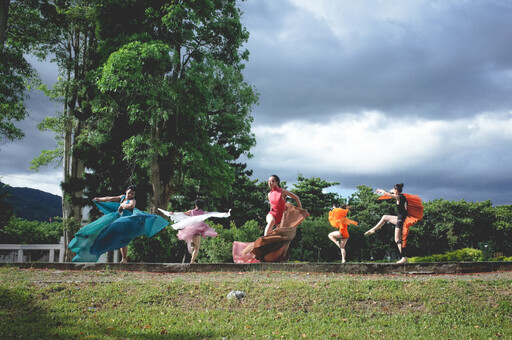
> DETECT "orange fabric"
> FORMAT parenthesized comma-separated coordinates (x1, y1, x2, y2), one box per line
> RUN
(328, 208, 358, 239)
(378, 195, 393, 200)
(403, 194, 423, 221)
(377, 193, 423, 225)
(401, 225, 410, 248)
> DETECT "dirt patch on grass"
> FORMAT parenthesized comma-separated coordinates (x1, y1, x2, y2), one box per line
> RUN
(2, 267, 512, 285)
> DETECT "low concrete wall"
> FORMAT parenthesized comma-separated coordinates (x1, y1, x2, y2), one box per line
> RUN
(2, 261, 512, 274)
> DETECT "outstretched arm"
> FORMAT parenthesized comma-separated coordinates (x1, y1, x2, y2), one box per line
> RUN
(376, 188, 399, 200)
(93, 195, 123, 202)
(283, 189, 302, 209)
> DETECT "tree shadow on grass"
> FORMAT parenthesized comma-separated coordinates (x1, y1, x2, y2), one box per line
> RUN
(0, 285, 60, 339)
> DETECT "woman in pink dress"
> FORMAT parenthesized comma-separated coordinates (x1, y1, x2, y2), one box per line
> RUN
(264, 174, 302, 235)
(233, 175, 308, 263)
(174, 199, 217, 263)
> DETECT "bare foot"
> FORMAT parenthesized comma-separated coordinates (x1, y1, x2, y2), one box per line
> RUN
(396, 257, 407, 264)
(120, 259, 127, 264)
(341, 259, 346, 264)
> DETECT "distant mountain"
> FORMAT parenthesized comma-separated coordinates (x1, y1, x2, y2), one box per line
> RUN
(1, 182, 62, 222)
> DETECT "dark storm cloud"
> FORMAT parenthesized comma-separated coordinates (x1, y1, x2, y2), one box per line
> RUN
(240, 0, 512, 123)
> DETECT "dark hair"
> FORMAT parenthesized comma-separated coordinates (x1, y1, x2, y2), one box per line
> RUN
(270, 174, 281, 187)
(127, 185, 136, 192)
(394, 183, 404, 193)
(195, 199, 205, 210)
(340, 204, 352, 210)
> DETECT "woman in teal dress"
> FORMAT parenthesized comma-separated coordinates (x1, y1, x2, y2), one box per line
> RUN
(68, 185, 169, 263)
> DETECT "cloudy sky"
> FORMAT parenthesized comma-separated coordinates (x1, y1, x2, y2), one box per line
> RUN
(2, 0, 512, 205)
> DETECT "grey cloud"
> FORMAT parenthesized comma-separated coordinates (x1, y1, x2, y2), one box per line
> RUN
(240, 0, 512, 123)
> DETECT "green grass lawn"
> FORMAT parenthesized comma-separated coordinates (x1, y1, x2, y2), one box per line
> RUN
(1, 267, 511, 339)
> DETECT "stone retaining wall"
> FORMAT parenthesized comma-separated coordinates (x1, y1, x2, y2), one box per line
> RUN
(2, 261, 512, 275)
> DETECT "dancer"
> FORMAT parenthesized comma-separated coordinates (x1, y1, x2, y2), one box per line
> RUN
(68, 185, 169, 263)
(233, 175, 309, 263)
(328, 205, 358, 263)
(239, 203, 309, 262)
(264, 175, 302, 236)
(364, 183, 423, 263)
(159, 199, 224, 263)
(92, 186, 136, 263)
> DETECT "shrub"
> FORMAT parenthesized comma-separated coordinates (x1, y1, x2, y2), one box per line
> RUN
(409, 248, 484, 263)
(0, 217, 62, 244)
(490, 256, 512, 262)
(198, 220, 262, 263)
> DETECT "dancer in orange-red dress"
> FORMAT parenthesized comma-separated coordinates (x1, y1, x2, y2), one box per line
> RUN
(328, 205, 358, 263)
(232, 175, 308, 263)
(264, 175, 302, 235)
(364, 183, 423, 263)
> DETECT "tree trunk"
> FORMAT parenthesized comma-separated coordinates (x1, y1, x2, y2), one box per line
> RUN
(0, 0, 8, 48)
(150, 126, 174, 213)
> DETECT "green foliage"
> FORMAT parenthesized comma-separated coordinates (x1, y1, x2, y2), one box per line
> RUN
(199, 220, 261, 263)
(409, 248, 484, 263)
(0, 217, 62, 244)
(93, 0, 258, 210)
(214, 164, 268, 227)
(490, 256, 512, 262)
(291, 174, 340, 217)
(128, 228, 186, 263)
(0, 184, 14, 230)
(290, 216, 335, 262)
(0, 0, 53, 143)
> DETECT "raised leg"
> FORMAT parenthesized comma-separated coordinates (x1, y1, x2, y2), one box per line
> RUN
(365, 215, 398, 235)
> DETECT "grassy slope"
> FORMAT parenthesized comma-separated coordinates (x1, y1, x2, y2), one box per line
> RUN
(1, 268, 511, 339)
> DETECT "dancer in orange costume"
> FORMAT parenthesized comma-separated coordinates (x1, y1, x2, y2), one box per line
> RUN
(364, 183, 423, 263)
(328, 205, 358, 263)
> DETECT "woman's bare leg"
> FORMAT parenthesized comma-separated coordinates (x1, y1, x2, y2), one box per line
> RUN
(328, 231, 342, 246)
(190, 234, 201, 263)
(120, 247, 128, 263)
(264, 214, 276, 236)
(365, 215, 398, 235)
(395, 227, 407, 263)
(339, 238, 348, 263)
(241, 243, 255, 256)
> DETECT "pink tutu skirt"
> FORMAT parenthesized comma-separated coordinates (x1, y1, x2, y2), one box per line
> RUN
(177, 222, 217, 253)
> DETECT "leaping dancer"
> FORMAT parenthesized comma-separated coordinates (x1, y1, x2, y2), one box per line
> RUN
(364, 183, 423, 264)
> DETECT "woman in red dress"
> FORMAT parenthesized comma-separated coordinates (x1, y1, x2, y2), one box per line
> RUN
(264, 175, 302, 235)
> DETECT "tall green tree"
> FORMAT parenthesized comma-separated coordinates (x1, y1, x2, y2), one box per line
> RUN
(95, 0, 258, 212)
(291, 174, 340, 217)
(30, 0, 100, 258)
(0, 182, 14, 232)
(0, 0, 54, 143)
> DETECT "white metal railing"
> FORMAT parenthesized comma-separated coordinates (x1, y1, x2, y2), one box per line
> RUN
(0, 237, 65, 263)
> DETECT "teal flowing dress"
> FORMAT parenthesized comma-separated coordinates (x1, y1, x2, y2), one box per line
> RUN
(68, 199, 169, 262)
